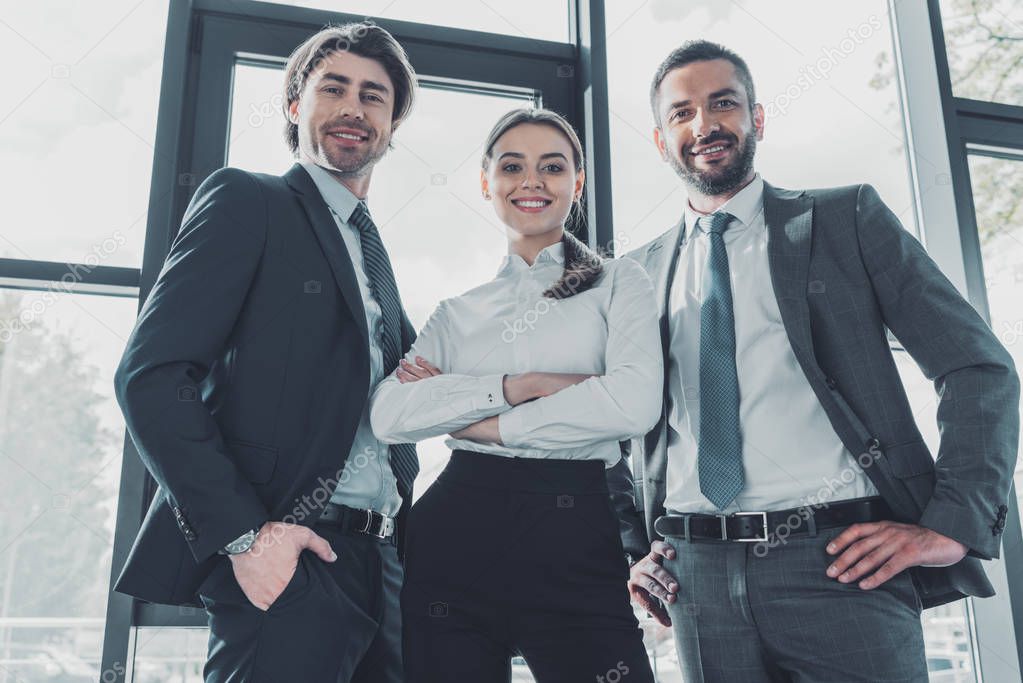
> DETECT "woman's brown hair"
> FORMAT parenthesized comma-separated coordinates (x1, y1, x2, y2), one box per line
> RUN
(481, 108, 603, 300)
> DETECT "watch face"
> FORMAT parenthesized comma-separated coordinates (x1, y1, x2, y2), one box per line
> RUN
(227, 530, 257, 554)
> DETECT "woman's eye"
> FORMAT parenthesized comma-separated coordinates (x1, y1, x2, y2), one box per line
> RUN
(502, 164, 521, 173)
(542, 164, 564, 173)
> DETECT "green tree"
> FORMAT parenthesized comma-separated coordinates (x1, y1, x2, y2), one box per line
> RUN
(0, 290, 118, 673)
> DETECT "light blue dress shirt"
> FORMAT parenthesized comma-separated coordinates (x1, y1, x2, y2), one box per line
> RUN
(300, 161, 401, 517)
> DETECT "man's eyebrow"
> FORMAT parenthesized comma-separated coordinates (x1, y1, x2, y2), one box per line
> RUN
(320, 72, 391, 94)
(666, 88, 742, 111)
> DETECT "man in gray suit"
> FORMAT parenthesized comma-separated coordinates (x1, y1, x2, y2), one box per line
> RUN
(614, 40, 1019, 681)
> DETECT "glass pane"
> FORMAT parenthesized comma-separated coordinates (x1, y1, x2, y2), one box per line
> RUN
(227, 62, 534, 498)
(284, 0, 569, 43)
(0, 1, 168, 267)
(132, 627, 207, 682)
(895, 351, 979, 681)
(939, 0, 1023, 106)
(605, 0, 915, 249)
(969, 152, 1023, 524)
(0, 289, 137, 681)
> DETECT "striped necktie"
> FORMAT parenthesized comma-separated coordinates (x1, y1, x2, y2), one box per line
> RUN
(697, 211, 744, 509)
(348, 201, 419, 496)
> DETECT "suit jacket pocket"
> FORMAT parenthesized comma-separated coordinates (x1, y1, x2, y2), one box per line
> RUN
(225, 438, 279, 484)
(884, 440, 936, 515)
(885, 440, 935, 477)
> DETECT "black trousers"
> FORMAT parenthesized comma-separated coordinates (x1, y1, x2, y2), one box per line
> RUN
(402, 450, 654, 683)
(198, 522, 403, 683)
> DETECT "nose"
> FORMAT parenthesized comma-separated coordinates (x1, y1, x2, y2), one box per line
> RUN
(338, 92, 364, 120)
(691, 107, 719, 140)
(521, 169, 543, 189)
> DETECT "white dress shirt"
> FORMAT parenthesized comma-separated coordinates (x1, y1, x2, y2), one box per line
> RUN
(370, 241, 663, 468)
(665, 174, 878, 513)
(300, 161, 401, 517)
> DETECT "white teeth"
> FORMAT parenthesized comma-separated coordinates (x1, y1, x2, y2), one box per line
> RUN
(332, 133, 364, 141)
(698, 145, 726, 155)
(514, 200, 549, 208)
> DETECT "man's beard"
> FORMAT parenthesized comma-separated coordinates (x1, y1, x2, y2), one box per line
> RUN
(318, 125, 389, 176)
(668, 130, 756, 196)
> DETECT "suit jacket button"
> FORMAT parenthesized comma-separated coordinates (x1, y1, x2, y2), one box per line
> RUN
(183, 529, 197, 541)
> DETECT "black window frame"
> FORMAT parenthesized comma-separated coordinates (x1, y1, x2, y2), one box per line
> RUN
(99, 0, 611, 679)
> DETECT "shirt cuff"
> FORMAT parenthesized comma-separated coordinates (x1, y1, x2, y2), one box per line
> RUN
(498, 404, 527, 447)
(477, 373, 508, 411)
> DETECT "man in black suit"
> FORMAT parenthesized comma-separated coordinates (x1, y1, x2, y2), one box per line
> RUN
(113, 23, 419, 682)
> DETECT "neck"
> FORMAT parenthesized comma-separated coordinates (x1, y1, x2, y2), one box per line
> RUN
(686, 171, 756, 215)
(508, 227, 564, 266)
(303, 153, 373, 199)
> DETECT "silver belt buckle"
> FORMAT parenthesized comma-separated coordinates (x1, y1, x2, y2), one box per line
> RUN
(732, 511, 769, 542)
(360, 510, 394, 539)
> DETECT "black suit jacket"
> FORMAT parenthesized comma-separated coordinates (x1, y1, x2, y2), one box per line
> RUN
(113, 164, 417, 607)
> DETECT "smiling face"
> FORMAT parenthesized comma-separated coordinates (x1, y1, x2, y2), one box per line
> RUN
(653, 58, 764, 197)
(481, 122, 584, 240)
(288, 50, 397, 180)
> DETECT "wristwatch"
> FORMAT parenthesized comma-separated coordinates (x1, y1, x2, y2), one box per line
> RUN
(625, 552, 638, 569)
(219, 527, 261, 556)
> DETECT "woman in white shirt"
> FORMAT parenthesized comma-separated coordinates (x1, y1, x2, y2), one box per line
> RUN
(369, 108, 661, 682)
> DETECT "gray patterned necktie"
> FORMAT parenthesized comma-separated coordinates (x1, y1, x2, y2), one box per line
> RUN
(348, 202, 419, 495)
(698, 211, 743, 509)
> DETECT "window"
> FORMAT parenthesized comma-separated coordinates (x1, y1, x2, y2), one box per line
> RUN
(939, 0, 1022, 106)
(0, 2, 167, 681)
(968, 151, 1023, 521)
(0, 291, 137, 682)
(285, 0, 571, 42)
(100, 3, 584, 678)
(604, 0, 914, 249)
(0, 1, 168, 267)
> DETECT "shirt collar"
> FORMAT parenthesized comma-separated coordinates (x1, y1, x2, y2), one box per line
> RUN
(299, 160, 364, 223)
(685, 173, 765, 236)
(496, 240, 566, 277)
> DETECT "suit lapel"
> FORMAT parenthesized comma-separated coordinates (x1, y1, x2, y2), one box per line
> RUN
(763, 182, 816, 365)
(651, 218, 687, 348)
(284, 163, 370, 351)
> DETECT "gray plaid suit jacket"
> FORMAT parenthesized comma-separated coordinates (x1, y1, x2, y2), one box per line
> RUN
(607, 181, 1019, 609)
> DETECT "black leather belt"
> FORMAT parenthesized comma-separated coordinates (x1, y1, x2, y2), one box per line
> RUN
(318, 503, 396, 541)
(654, 496, 893, 542)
